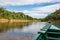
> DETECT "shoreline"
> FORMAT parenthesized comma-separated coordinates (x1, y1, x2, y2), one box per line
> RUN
(0, 19, 33, 22)
(51, 20, 60, 26)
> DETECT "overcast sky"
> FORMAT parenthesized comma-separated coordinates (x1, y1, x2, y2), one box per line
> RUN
(0, 0, 60, 18)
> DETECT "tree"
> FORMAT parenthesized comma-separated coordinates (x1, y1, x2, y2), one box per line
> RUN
(44, 9, 60, 21)
(0, 7, 33, 20)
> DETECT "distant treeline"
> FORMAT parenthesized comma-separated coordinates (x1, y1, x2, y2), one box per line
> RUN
(0, 7, 33, 20)
(41, 9, 60, 21)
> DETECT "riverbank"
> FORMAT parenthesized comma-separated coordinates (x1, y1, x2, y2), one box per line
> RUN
(0, 19, 33, 22)
(51, 20, 60, 26)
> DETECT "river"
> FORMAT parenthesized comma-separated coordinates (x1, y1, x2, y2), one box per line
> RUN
(0, 22, 47, 40)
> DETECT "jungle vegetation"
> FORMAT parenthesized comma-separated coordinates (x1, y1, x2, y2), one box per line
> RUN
(0, 7, 33, 20)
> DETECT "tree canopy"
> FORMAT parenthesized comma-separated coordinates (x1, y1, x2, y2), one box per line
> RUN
(0, 7, 33, 20)
(44, 9, 60, 21)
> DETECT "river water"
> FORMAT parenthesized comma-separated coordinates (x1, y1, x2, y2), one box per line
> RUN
(0, 22, 47, 40)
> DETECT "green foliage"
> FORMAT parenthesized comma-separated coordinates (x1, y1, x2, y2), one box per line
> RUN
(44, 9, 60, 21)
(0, 7, 33, 20)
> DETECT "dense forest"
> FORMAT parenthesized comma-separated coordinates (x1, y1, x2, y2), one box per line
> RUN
(44, 9, 60, 21)
(0, 7, 33, 20)
(43, 9, 60, 26)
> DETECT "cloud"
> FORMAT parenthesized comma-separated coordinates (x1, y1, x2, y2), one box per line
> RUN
(27, 13, 48, 18)
(22, 4, 60, 18)
(8, 4, 60, 18)
(52, 0, 60, 2)
(0, 0, 60, 6)
(18, 10, 48, 18)
(32, 4, 60, 12)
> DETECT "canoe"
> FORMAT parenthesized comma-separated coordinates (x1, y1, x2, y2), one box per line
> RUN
(32, 23, 60, 40)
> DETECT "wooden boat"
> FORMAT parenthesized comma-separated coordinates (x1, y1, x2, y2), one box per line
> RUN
(32, 23, 60, 40)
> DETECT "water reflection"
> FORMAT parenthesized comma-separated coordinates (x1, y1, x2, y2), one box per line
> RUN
(0, 22, 32, 32)
(0, 22, 46, 40)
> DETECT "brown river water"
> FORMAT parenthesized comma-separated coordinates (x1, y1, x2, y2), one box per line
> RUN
(0, 22, 46, 40)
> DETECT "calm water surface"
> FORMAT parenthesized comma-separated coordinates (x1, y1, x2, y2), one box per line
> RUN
(0, 22, 46, 40)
